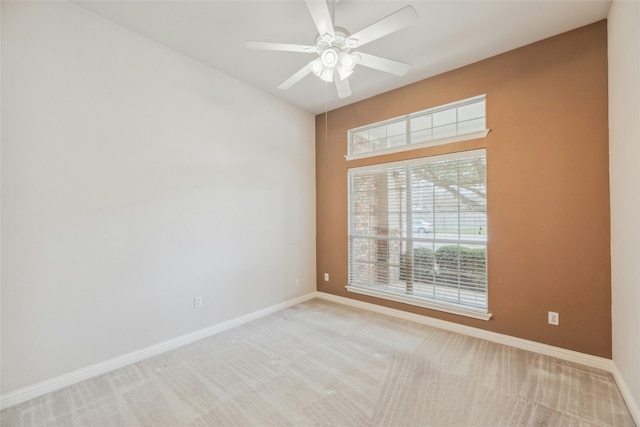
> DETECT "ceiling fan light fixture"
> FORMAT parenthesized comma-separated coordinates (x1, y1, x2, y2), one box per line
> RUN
(309, 58, 323, 76)
(309, 57, 335, 83)
(342, 51, 357, 67)
(337, 51, 356, 80)
(319, 67, 334, 83)
(321, 48, 339, 68)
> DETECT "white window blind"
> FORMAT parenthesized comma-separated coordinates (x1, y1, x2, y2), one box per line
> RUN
(347, 149, 488, 317)
(347, 95, 487, 160)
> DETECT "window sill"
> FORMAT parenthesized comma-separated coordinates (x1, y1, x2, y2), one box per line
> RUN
(345, 129, 490, 161)
(345, 285, 492, 321)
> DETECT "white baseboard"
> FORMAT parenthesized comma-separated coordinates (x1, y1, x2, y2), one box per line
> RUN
(315, 292, 613, 370)
(316, 292, 640, 425)
(610, 364, 640, 426)
(0, 292, 317, 410)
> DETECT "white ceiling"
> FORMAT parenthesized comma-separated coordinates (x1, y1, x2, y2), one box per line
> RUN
(75, 0, 611, 114)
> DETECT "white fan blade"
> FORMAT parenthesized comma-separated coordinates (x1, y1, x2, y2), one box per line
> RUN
(245, 41, 316, 53)
(278, 58, 319, 90)
(356, 52, 410, 76)
(335, 75, 352, 99)
(305, 0, 335, 39)
(348, 6, 418, 48)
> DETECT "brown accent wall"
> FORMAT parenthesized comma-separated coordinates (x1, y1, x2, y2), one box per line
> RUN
(315, 21, 611, 358)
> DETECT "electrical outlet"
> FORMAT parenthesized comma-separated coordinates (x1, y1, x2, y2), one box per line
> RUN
(324, 273, 329, 282)
(296, 279, 300, 287)
(194, 296, 202, 309)
(548, 311, 559, 325)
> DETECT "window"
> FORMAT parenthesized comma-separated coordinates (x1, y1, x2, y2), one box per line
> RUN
(347, 95, 488, 160)
(347, 149, 489, 319)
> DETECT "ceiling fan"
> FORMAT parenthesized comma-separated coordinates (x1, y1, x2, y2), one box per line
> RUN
(245, 0, 418, 99)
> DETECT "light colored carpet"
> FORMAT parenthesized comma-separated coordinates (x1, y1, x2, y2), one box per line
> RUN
(1, 299, 635, 426)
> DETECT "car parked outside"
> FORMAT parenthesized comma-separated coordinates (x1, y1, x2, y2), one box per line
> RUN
(412, 220, 433, 233)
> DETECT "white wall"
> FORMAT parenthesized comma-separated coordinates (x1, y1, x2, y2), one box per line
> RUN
(608, 0, 640, 420)
(1, 1, 315, 394)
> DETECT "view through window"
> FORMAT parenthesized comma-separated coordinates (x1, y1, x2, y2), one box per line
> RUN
(347, 150, 488, 315)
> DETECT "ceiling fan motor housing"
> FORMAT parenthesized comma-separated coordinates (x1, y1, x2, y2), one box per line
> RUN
(315, 27, 353, 52)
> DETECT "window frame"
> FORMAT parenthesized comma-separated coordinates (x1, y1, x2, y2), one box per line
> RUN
(346, 95, 489, 161)
(346, 149, 491, 321)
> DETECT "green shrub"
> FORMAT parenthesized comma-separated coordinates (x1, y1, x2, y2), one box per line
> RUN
(399, 247, 435, 283)
(434, 271, 486, 292)
(434, 245, 487, 291)
(401, 246, 486, 290)
(435, 245, 486, 273)
(434, 245, 460, 270)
